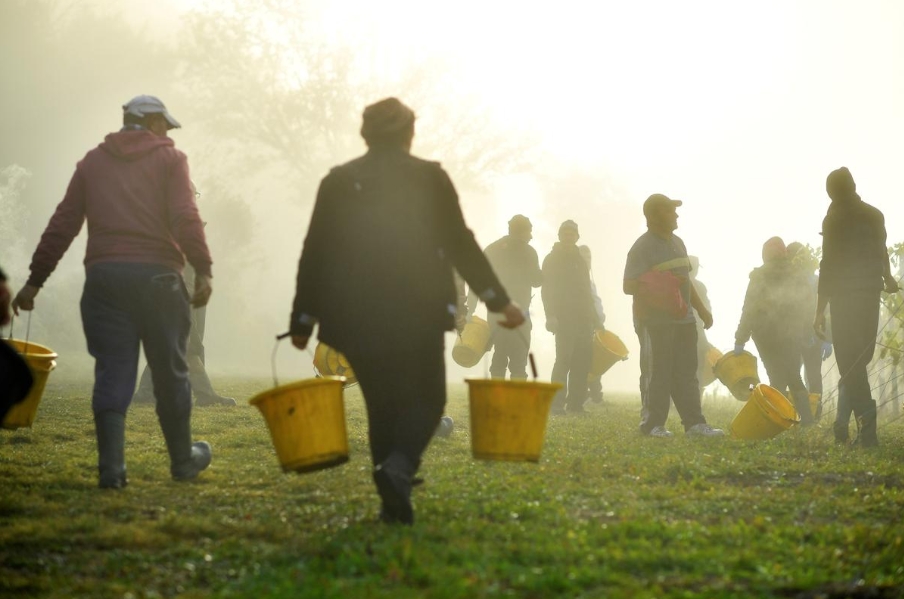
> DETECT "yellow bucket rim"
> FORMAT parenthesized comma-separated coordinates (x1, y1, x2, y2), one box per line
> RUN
(6, 338, 58, 360)
(713, 349, 755, 370)
(248, 376, 346, 407)
(753, 384, 801, 424)
(595, 331, 629, 358)
(465, 378, 563, 392)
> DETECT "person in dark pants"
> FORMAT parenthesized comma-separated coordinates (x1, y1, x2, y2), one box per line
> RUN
(623, 194, 724, 438)
(133, 262, 236, 407)
(12, 95, 213, 487)
(542, 220, 599, 414)
(814, 167, 899, 447)
(733, 237, 815, 425)
(467, 215, 542, 380)
(288, 97, 524, 525)
(787, 241, 832, 399)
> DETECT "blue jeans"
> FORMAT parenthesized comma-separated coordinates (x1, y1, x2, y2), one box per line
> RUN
(80, 263, 192, 419)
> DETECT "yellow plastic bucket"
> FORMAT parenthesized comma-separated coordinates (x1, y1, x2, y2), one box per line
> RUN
(249, 377, 349, 473)
(809, 393, 822, 419)
(312, 342, 357, 386)
(730, 384, 800, 440)
(2, 339, 57, 430)
(466, 379, 563, 462)
(452, 316, 491, 368)
(699, 345, 723, 388)
(713, 350, 760, 400)
(588, 330, 629, 378)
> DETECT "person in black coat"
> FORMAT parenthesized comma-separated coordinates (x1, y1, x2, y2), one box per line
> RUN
(288, 98, 524, 525)
(814, 167, 899, 447)
(542, 220, 600, 414)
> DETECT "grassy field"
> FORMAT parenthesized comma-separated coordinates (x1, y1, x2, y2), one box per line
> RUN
(2, 378, 903, 599)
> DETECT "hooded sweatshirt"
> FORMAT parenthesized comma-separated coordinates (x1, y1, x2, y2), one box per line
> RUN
(27, 130, 211, 287)
(818, 170, 888, 298)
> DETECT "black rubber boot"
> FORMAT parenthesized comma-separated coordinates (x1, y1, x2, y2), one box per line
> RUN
(856, 405, 879, 449)
(95, 411, 127, 489)
(373, 451, 415, 525)
(159, 415, 212, 481)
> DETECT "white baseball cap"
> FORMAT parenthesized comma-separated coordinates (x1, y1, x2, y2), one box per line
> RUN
(122, 95, 181, 129)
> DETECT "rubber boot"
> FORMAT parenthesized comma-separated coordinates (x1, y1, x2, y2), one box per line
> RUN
(373, 451, 415, 525)
(856, 403, 879, 449)
(833, 392, 853, 445)
(159, 415, 212, 481)
(95, 411, 127, 489)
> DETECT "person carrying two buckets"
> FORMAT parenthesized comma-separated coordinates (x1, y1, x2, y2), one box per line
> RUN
(287, 98, 524, 525)
(733, 237, 815, 426)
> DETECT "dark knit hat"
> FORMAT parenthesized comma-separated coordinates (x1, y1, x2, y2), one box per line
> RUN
(508, 214, 532, 231)
(559, 220, 579, 235)
(360, 97, 415, 144)
(826, 167, 857, 202)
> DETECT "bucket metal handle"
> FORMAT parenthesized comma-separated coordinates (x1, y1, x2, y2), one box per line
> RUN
(8, 311, 32, 356)
(273, 332, 315, 388)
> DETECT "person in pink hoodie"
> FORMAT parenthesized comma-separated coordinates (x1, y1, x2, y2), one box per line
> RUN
(12, 95, 214, 488)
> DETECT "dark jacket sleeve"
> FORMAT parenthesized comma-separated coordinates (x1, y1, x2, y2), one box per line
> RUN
(27, 167, 88, 288)
(434, 167, 509, 312)
(817, 213, 839, 298)
(289, 174, 337, 336)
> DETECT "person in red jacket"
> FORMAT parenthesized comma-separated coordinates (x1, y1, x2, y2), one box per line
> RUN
(12, 95, 214, 488)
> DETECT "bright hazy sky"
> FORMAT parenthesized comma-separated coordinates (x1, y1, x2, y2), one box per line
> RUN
(108, 0, 904, 386)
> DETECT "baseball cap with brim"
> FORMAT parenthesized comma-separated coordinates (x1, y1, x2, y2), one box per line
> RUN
(122, 95, 181, 129)
(643, 193, 682, 218)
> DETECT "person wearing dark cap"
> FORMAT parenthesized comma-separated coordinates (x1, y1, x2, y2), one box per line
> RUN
(542, 220, 600, 414)
(787, 241, 831, 404)
(623, 194, 724, 437)
(288, 97, 524, 525)
(814, 167, 899, 447)
(467, 215, 542, 379)
(734, 237, 815, 425)
(11, 95, 213, 487)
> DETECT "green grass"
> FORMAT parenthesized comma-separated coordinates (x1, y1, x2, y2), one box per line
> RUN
(2, 378, 904, 598)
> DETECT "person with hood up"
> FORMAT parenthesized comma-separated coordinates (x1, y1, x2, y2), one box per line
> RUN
(734, 237, 815, 425)
(288, 98, 524, 525)
(542, 220, 600, 414)
(11, 95, 213, 488)
(467, 215, 542, 380)
(814, 167, 899, 447)
(623, 194, 723, 438)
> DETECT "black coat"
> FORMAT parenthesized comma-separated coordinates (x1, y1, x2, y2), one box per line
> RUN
(541, 242, 597, 329)
(290, 147, 509, 353)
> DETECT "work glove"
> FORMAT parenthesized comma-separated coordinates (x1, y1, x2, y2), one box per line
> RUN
(821, 342, 833, 361)
(733, 343, 745, 356)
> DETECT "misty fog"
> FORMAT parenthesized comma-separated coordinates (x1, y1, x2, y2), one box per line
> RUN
(2, 0, 904, 393)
